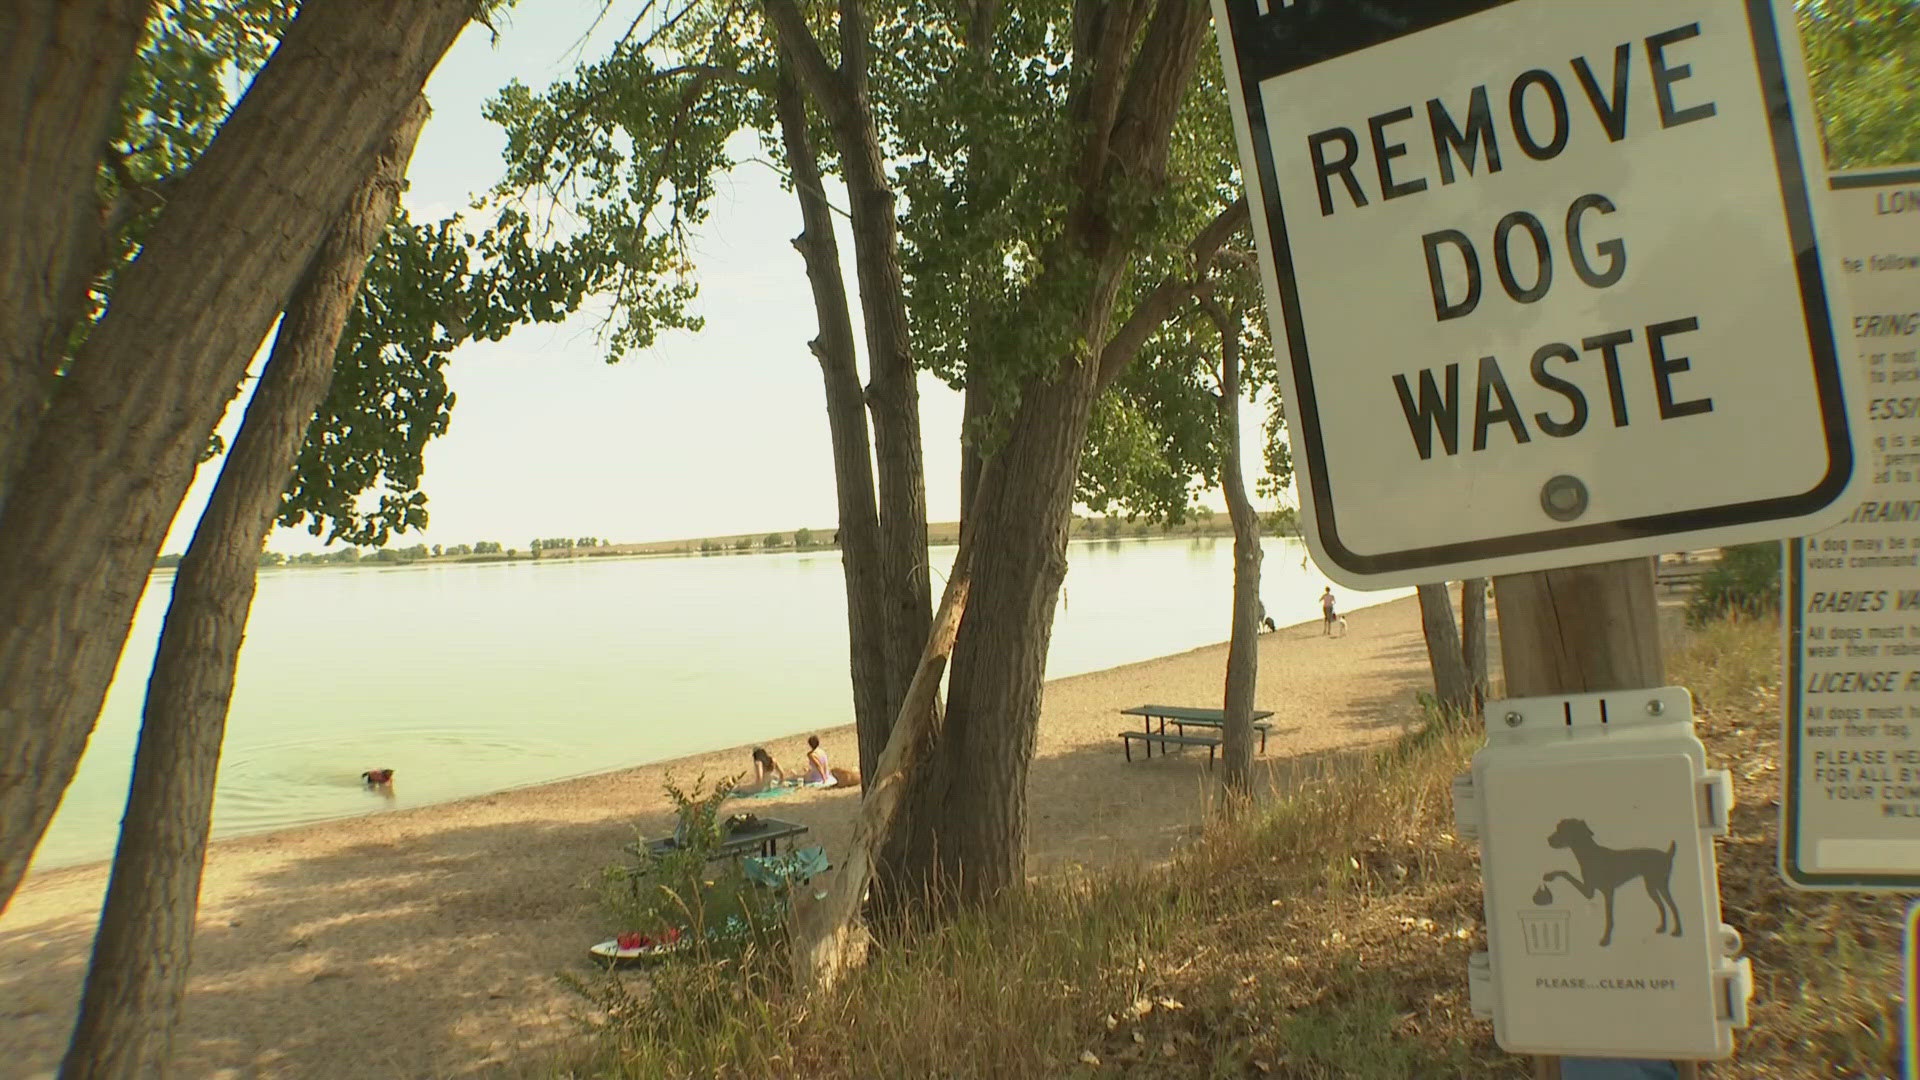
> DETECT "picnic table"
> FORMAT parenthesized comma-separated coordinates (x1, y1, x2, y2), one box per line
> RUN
(633, 817, 809, 862)
(1118, 704, 1278, 763)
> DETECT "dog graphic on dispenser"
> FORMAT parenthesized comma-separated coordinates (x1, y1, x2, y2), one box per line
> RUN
(1542, 818, 1681, 947)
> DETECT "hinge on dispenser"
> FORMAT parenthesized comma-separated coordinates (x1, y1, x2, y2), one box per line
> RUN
(1699, 770, 1734, 835)
(1713, 957, 1753, 1027)
(1468, 951, 1493, 1019)
(1451, 774, 1478, 840)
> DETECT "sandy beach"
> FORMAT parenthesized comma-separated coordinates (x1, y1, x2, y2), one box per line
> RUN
(0, 595, 1438, 1079)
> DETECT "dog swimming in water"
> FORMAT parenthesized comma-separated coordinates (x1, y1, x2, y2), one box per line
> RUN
(362, 768, 395, 787)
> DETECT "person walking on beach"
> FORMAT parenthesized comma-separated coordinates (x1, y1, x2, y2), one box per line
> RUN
(1320, 587, 1337, 636)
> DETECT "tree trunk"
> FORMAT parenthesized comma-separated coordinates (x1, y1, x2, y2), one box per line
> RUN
(771, 56, 892, 784)
(1202, 294, 1259, 796)
(760, 0, 939, 917)
(59, 98, 429, 1080)
(827, 0, 932, 737)
(1417, 582, 1473, 716)
(1460, 577, 1489, 717)
(762, 0, 931, 764)
(0, 0, 471, 913)
(899, 377, 1095, 905)
(789, 542, 970, 989)
(0, 0, 152, 513)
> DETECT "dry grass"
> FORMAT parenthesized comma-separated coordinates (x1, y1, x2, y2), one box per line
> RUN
(1672, 617, 1905, 1079)
(554, 616, 1906, 1079)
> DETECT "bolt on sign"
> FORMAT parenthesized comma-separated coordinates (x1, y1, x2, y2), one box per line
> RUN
(1208, 0, 1858, 587)
(1783, 165, 1920, 891)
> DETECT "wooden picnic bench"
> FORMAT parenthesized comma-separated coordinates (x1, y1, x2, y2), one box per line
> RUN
(1118, 704, 1279, 764)
(1655, 554, 1718, 593)
(1120, 704, 1277, 753)
(1119, 729, 1222, 763)
(627, 817, 809, 863)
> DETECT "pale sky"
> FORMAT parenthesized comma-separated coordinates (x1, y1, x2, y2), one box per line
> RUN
(160, 3, 1272, 557)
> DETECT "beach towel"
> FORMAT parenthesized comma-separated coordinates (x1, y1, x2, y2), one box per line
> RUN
(743, 844, 832, 889)
(731, 783, 799, 801)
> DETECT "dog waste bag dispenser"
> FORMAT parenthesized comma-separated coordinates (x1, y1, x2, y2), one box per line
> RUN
(1452, 686, 1751, 1059)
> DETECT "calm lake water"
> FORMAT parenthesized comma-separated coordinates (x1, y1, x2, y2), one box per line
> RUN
(34, 535, 1404, 871)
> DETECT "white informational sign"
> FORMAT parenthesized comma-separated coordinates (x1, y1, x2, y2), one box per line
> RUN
(1783, 165, 1920, 891)
(1455, 688, 1750, 1059)
(1209, 0, 1858, 587)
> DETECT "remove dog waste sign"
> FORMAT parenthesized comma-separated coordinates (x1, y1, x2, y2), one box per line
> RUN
(1785, 165, 1920, 891)
(1210, 0, 1856, 587)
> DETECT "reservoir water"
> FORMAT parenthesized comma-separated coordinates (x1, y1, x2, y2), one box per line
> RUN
(33, 535, 1403, 871)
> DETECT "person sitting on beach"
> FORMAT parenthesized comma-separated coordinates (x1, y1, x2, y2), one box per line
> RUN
(804, 735, 833, 785)
(735, 746, 786, 795)
(799, 734, 864, 788)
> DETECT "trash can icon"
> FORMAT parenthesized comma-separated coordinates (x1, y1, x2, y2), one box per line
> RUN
(1519, 910, 1570, 956)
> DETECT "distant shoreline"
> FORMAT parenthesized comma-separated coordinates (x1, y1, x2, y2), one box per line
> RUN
(152, 516, 1304, 575)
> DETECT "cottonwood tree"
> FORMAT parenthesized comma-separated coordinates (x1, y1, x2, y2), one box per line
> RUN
(0, 0, 485, 910)
(62, 96, 433, 1080)
(865, 0, 1226, 905)
(1077, 240, 1286, 797)
(62, 103, 615, 1077)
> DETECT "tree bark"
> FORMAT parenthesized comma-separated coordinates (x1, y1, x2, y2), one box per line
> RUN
(771, 55, 891, 785)
(0, 0, 153, 513)
(1417, 582, 1473, 716)
(1202, 295, 1259, 796)
(1460, 577, 1489, 717)
(0, 0, 472, 913)
(58, 97, 429, 1080)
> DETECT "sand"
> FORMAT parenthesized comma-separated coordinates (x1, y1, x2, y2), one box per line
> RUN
(0, 595, 1436, 1079)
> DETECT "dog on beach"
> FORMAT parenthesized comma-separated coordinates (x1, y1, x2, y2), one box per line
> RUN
(1328, 615, 1348, 637)
(1542, 818, 1681, 947)
(362, 768, 395, 787)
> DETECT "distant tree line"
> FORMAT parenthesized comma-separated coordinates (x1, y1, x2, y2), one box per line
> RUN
(154, 539, 518, 569)
(530, 536, 608, 554)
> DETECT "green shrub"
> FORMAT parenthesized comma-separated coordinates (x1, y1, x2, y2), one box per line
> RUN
(1686, 541, 1782, 625)
(596, 775, 787, 955)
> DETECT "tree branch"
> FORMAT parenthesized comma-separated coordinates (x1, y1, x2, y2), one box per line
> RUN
(839, 0, 869, 96)
(760, 0, 850, 125)
(1095, 195, 1249, 391)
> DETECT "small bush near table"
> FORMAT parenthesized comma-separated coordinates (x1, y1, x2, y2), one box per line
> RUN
(594, 773, 786, 960)
(1687, 541, 1781, 625)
